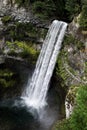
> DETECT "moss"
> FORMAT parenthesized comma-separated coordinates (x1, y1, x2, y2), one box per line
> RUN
(5, 41, 39, 64)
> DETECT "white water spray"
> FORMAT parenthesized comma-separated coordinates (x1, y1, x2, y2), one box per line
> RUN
(22, 20, 67, 109)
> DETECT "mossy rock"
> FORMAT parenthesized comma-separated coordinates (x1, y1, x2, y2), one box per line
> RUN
(8, 41, 39, 56)
(5, 41, 39, 65)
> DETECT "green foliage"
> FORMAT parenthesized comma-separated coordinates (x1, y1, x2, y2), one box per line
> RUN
(52, 0, 65, 18)
(55, 32, 87, 130)
(64, 35, 74, 45)
(0, 69, 14, 78)
(79, 5, 87, 30)
(8, 22, 37, 40)
(0, 69, 16, 88)
(32, 1, 55, 19)
(53, 85, 87, 130)
(56, 50, 68, 81)
(64, 34, 85, 50)
(5, 22, 47, 41)
(0, 78, 15, 88)
(65, 0, 81, 20)
(1, 15, 12, 24)
(70, 85, 87, 130)
(15, 0, 30, 8)
(65, 0, 87, 23)
(15, 41, 38, 58)
(81, 0, 87, 5)
(14, 0, 66, 19)
(8, 0, 87, 23)
(6, 41, 39, 61)
(15, 0, 22, 5)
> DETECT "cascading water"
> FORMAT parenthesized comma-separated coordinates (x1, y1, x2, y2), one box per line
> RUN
(22, 20, 67, 110)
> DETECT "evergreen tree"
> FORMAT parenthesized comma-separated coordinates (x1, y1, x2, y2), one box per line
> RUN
(65, 0, 81, 20)
(70, 85, 87, 130)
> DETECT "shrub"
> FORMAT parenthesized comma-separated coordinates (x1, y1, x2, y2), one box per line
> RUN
(70, 85, 87, 130)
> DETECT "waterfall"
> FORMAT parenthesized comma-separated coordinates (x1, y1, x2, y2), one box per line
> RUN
(22, 20, 67, 109)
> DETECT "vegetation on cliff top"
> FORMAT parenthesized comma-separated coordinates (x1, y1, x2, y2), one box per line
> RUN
(10, 0, 87, 30)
